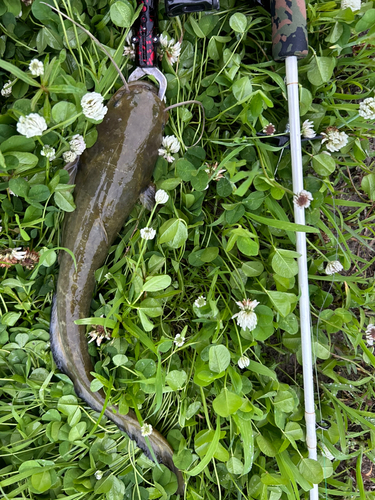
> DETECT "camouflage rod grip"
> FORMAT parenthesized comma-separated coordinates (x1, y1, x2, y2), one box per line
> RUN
(270, 0, 308, 61)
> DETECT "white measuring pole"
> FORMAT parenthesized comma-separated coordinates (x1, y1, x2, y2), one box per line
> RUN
(286, 56, 318, 500)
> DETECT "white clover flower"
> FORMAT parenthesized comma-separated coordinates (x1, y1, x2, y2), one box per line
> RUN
(158, 135, 180, 163)
(155, 189, 169, 204)
(238, 355, 250, 369)
(41, 145, 56, 161)
(140, 227, 156, 240)
(159, 34, 169, 48)
(94, 470, 103, 480)
(293, 190, 313, 209)
(17, 113, 47, 138)
(262, 123, 276, 135)
(63, 151, 77, 163)
(194, 295, 206, 308)
(321, 127, 349, 152)
(174, 334, 185, 347)
(321, 444, 335, 461)
(8, 188, 17, 197)
(365, 324, 375, 347)
(29, 59, 44, 77)
(1, 80, 12, 97)
(359, 97, 375, 121)
(232, 298, 259, 332)
(159, 34, 181, 65)
(123, 45, 136, 60)
(81, 92, 108, 121)
(141, 423, 153, 437)
(11, 247, 27, 260)
(301, 119, 316, 139)
(341, 0, 361, 10)
(325, 260, 343, 275)
(123, 30, 136, 60)
(69, 134, 86, 156)
(105, 273, 112, 280)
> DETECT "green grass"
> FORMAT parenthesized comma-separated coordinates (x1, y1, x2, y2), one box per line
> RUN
(1, 0, 375, 498)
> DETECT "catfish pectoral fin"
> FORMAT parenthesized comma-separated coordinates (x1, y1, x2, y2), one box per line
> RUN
(49, 295, 66, 372)
(139, 183, 156, 211)
(64, 156, 80, 184)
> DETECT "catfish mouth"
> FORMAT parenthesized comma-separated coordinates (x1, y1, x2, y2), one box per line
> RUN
(113, 80, 160, 104)
(111, 81, 167, 122)
(128, 80, 159, 95)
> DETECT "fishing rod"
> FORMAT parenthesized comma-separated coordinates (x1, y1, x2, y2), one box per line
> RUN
(132, 2, 318, 497)
(270, 1, 319, 499)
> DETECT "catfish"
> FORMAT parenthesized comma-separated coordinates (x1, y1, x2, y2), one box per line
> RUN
(50, 81, 184, 495)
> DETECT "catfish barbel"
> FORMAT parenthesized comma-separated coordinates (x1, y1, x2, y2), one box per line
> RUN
(50, 81, 184, 494)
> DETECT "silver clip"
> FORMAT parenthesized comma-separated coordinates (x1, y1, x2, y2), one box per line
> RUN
(128, 67, 167, 101)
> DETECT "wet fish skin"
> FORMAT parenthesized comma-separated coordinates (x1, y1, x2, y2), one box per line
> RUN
(50, 81, 184, 495)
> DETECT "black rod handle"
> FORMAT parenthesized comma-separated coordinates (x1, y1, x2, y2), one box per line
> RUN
(133, 0, 158, 68)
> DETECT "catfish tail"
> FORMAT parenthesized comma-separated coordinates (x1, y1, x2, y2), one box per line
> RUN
(50, 295, 184, 495)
